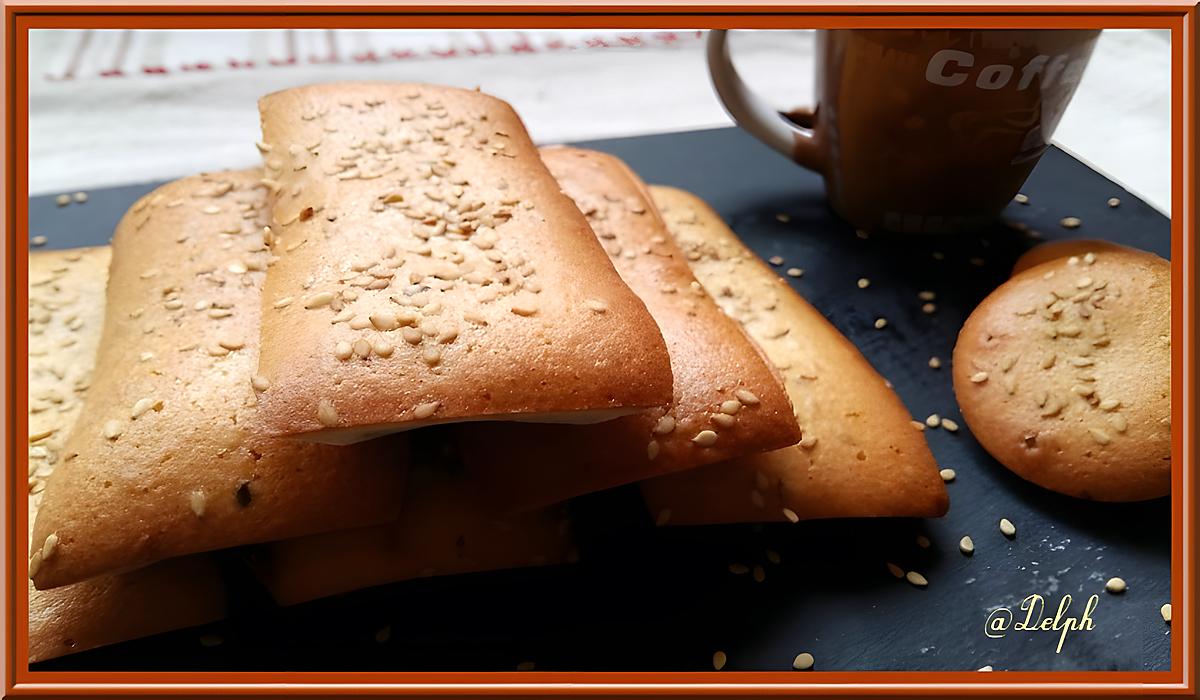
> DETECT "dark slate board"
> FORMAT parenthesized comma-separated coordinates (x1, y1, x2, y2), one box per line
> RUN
(28, 127, 1171, 673)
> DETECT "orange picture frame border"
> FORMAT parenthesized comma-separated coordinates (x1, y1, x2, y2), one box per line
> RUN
(3, 2, 1195, 696)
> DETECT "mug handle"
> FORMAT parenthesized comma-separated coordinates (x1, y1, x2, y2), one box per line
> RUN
(707, 30, 824, 174)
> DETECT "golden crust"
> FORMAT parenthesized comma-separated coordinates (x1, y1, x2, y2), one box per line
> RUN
(459, 148, 800, 513)
(249, 462, 574, 607)
(31, 172, 408, 590)
(27, 248, 226, 662)
(954, 241, 1170, 501)
(254, 83, 672, 442)
(640, 186, 949, 525)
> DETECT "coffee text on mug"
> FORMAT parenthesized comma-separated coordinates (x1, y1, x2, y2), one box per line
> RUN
(926, 49, 1088, 91)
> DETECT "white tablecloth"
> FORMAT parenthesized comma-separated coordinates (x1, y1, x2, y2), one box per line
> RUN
(27, 28, 1171, 214)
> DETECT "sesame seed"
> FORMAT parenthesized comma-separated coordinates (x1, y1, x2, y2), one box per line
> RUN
(1084, 252, 1097, 264)
(857, 277, 870, 289)
(189, 490, 206, 517)
(130, 397, 162, 419)
(1107, 197, 1121, 208)
(102, 419, 123, 440)
(712, 651, 727, 671)
(886, 562, 904, 578)
(912, 420, 926, 431)
(692, 430, 718, 447)
(782, 507, 800, 523)
(317, 399, 339, 427)
(29, 551, 43, 578)
(41, 533, 59, 560)
(652, 415, 676, 435)
(729, 563, 750, 575)
(584, 298, 608, 313)
(352, 339, 371, 358)
(928, 357, 942, 369)
(918, 290, 936, 301)
(1105, 577, 1127, 594)
(916, 535, 931, 548)
(273, 297, 293, 309)
(1088, 427, 1112, 445)
(1059, 216, 1082, 229)
(31, 235, 47, 247)
(978, 666, 993, 672)
(766, 549, 781, 564)
(1099, 399, 1121, 411)
(999, 518, 1016, 537)
(515, 662, 535, 672)
(768, 255, 784, 266)
(940, 468, 956, 482)
(874, 318, 888, 329)
(719, 400, 742, 415)
(925, 414, 941, 428)
(970, 371, 989, 383)
(303, 292, 336, 309)
(775, 213, 791, 223)
(752, 565, 766, 582)
(372, 340, 395, 358)
(792, 653, 814, 671)
(786, 267, 804, 278)
(510, 301, 538, 316)
(921, 302, 937, 314)
(55, 194, 70, 207)
(1161, 603, 1172, 623)
(413, 401, 440, 420)
(906, 571, 928, 587)
(1014, 193, 1029, 205)
(369, 312, 400, 331)
(750, 489, 765, 508)
(1076, 276, 1093, 289)
(218, 338, 244, 351)
(251, 375, 271, 392)
(333, 341, 353, 361)
(941, 418, 959, 432)
(1108, 414, 1128, 433)
(735, 389, 760, 405)
(655, 509, 671, 526)
(422, 345, 442, 366)
(712, 413, 736, 428)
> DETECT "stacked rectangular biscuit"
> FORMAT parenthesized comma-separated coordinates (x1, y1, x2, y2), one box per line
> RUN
(26, 83, 947, 662)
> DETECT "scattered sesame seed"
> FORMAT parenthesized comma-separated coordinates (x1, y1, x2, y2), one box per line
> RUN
(921, 303, 937, 314)
(317, 399, 339, 427)
(516, 661, 536, 672)
(918, 290, 936, 301)
(303, 292, 335, 309)
(775, 213, 791, 223)
(729, 563, 750, 575)
(1059, 216, 1082, 229)
(333, 341, 353, 361)
(970, 372, 989, 383)
(31, 235, 47, 247)
(712, 651, 727, 671)
(646, 440, 660, 460)
(369, 311, 400, 331)
(189, 490, 207, 517)
(584, 298, 608, 313)
(928, 357, 942, 369)
(712, 413, 736, 428)
(692, 430, 718, 447)
(999, 518, 1016, 537)
(1088, 427, 1112, 445)
(719, 400, 742, 415)
(857, 277, 870, 289)
(251, 375, 271, 392)
(752, 564, 766, 583)
(782, 507, 800, 523)
(374, 625, 392, 644)
(855, 229, 869, 239)
(372, 340, 395, 358)
(906, 571, 928, 587)
(886, 562, 904, 578)
(655, 509, 671, 526)
(1161, 603, 1171, 623)
(735, 389, 760, 405)
(199, 634, 224, 648)
(798, 434, 818, 449)
(786, 267, 804, 278)
(55, 194, 70, 207)
(959, 536, 975, 555)
(29, 551, 42, 578)
(768, 255, 784, 266)
(1014, 193, 1029, 205)
(413, 401, 440, 420)
(978, 665, 993, 672)
(510, 301, 538, 316)
(41, 533, 59, 560)
(102, 419, 123, 440)
(916, 535, 931, 549)
(911, 420, 926, 431)
(130, 397, 162, 419)
(1107, 197, 1121, 208)
(792, 653, 814, 671)
(766, 549, 781, 564)
(652, 415, 676, 435)
(939, 468, 956, 482)
(1105, 577, 1127, 594)
(874, 318, 888, 329)
(941, 418, 959, 432)
(925, 414, 941, 428)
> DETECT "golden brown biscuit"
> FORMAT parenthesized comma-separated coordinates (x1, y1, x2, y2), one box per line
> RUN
(954, 242, 1170, 501)
(640, 187, 948, 525)
(1011, 239, 1130, 276)
(249, 461, 574, 606)
(28, 248, 226, 662)
(31, 172, 408, 590)
(459, 149, 800, 513)
(254, 83, 673, 444)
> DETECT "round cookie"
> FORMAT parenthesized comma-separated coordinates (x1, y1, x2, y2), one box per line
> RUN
(953, 243, 1170, 501)
(1011, 239, 1130, 276)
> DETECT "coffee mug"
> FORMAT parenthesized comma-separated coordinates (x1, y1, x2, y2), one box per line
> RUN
(709, 29, 1100, 234)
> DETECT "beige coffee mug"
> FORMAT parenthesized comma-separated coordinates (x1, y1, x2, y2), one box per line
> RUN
(709, 29, 1100, 233)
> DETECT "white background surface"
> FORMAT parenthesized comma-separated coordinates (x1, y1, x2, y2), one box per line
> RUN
(27, 28, 1172, 213)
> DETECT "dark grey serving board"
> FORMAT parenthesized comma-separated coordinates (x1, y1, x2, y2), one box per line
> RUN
(28, 127, 1171, 673)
